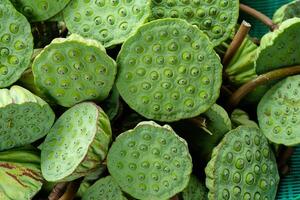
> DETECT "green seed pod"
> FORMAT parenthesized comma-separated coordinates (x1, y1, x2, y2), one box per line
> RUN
(231, 109, 258, 129)
(107, 121, 192, 200)
(101, 85, 121, 121)
(255, 17, 300, 75)
(10, 0, 71, 22)
(82, 176, 126, 200)
(0, 1, 33, 88)
(257, 75, 300, 146)
(32, 34, 117, 107)
(0, 85, 55, 151)
(41, 102, 112, 182)
(205, 126, 279, 200)
(116, 18, 222, 122)
(63, 0, 151, 48)
(150, 0, 239, 47)
(182, 175, 207, 200)
(0, 146, 43, 200)
(273, 0, 300, 24)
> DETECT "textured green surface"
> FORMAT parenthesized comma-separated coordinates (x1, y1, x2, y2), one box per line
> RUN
(205, 126, 279, 200)
(32, 34, 117, 107)
(0, 86, 55, 151)
(273, 0, 300, 24)
(107, 121, 192, 200)
(41, 102, 112, 182)
(63, 0, 151, 48)
(82, 176, 126, 200)
(116, 19, 222, 122)
(10, 0, 71, 21)
(150, 0, 239, 46)
(257, 75, 300, 146)
(231, 109, 258, 129)
(0, 147, 43, 200)
(255, 18, 300, 75)
(182, 175, 207, 200)
(0, 1, 33, 88)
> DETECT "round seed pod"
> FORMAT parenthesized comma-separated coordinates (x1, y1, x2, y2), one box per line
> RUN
(10, 0, 71, 22)
(32, 34, 117, 107)
(255, 17, 300, 75)
(205, 126, 279, 200)
(0, 147, 43, 200)
(182, 175, 207, 200)
(107, 121, 192, 200)
(0, 1, 33, 88)
(63, 0, 151, 48)
(41, 102, 112, 182)
(150, 0, 239, 47)
(82, 176, 126, 200)
(116, 18, 222, 122)
(0, 85, 55, 151)
(257, 75, 300, 146)
(273, 0, 300, 24)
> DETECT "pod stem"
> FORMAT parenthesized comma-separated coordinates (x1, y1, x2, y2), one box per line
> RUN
(58, 179, 82, 200)
(227, 65, 300, 110)
(222, 20, 251, 67)
(48, 182, 68, 200)
(239, 3, 279, 31)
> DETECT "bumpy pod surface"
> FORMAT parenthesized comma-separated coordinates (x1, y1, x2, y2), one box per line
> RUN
(41, 102, 112, 182)
(182, 175, 207, 200)
(150, 0, 239, 46)
(107, 121, 192, 200)
(205, 126, 279, 200)
(257, 75, 300, 146)
(0, 1, 33, 88)
(63, 0, 151, 48)
(273, 0, 300, 24)
(0, 86, 55, 151)
(0, 147, 43, 200)
(255, 18, 300, 75)
(116, 19, 222, 122)
(32, 34, 117, 107)
(82, 176, 126, 200)
(10, 0, 71, 22)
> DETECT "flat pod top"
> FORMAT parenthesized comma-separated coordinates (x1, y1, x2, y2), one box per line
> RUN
(82, 176, 126, 200)
(32, 34, 117, 107)
(63, 0, 151, 48)
(41, 102, 112, 182)
(150, 0, 239, 46)
(255, 17, 300, 74)
(10, 0, 71, 21)
(107, 121, 192, 200)
(205, 126, 279, 200)
(0, 1, 33, 88)
(257, 75, 300, 146)
(116, 18, 222, 122)
(273, 0, 300, 24)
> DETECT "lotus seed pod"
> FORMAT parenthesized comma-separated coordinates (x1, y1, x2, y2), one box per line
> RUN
(150, 0, 239, 47)
(255, 17, 300, 75)
(0, 85, 55, 151)
(63, 0, 151, 48)
(257, 75, 300, 146)
(41, 102, 112, 182)
(102, 85, 121, 121)
(0, 147, 43, 200)
(107, 121, 192, 200)
(0, 1, 33, 88)
(32, 34, 117, 107)
(205, 126, 279, 200)
(116, 18, 222, 122)
(231, 109, 258, 129)
(10, 0, 71, 22)
(82, 176, 126, 200)
(273, 0, 300, 24)
(182, 175, 207, 200)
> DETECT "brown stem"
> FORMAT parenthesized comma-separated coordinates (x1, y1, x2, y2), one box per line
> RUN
(240, 3, 278, 31)
(58, 179, 81, 200)
(222, 20, 251, 67)
(278, 147, 294, 175)
(48, 182, 68, 200)
(227, 65, 300, 110)
(170, 195, 180, 200)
